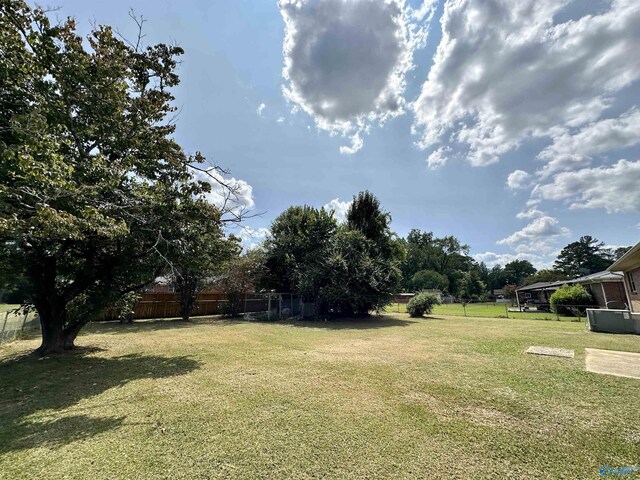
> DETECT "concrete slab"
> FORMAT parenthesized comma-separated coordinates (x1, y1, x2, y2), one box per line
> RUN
(526, 346, 575, 358)
(585, 348, 640, 380)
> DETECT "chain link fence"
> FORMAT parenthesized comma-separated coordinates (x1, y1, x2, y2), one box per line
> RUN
(0, 308, 40, 344)
(385, 301, 593, 322)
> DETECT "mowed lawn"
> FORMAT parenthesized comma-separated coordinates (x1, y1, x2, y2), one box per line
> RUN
(386, 302, 577, 322)
(1, 314, 639, 479)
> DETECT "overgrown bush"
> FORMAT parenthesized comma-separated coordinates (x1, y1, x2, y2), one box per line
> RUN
(406, 292, 440, 318)
(550, 284, 594, 316)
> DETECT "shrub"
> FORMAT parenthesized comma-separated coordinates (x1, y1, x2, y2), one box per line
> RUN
(550, 284, 594, 316)
(406, 291, 440, 318)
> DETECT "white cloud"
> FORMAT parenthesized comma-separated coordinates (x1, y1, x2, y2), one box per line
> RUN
(193, 168, 255, 217)
(426, 146, 450, 169)
(256, 103, 266, 117)
(532, 159, 640, 213)
(413, 0, 640, 166)
(473, 251, 543, 268)
(339, 131, 364, 155)
(536, 108, 640, 178)
(236, 227, 270, 251)
(506, 170, 531, 190)
(323, 197, 352, 223)
(497, 216, 570, 256)
(279, 0, 434, 153)
(276, 116, 285, 123)
(515, 209, 545, 220)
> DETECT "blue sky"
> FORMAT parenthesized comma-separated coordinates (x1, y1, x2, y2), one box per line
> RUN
(55, 0, 640, 268)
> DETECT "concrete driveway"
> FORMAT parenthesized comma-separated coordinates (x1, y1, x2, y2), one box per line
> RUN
(585, 348, 640, 379)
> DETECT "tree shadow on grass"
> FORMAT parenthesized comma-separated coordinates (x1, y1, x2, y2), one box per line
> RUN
(0, 351, 201, 453)
(84, 318, 201, 336)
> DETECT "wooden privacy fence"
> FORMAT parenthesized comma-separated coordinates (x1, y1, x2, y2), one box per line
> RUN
(106, 292, 270, 320)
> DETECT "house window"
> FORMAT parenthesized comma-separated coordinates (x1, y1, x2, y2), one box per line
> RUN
(627, 272, 638, 294)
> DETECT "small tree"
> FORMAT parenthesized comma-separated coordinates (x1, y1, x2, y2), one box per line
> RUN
(163, 199, 238, 321)
(406, 292, 440, 318)
(502, 284, 518, 303)
(218, 251, 265, 317)
(460, 271, 486, 301)
(550, 284, 595, 316)
(410, 269, 449, 292)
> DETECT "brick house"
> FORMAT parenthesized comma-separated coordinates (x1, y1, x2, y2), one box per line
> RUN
(608, 241, 640, 313)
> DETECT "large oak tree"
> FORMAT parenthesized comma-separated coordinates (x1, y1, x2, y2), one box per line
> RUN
(0, 2, 235, 353)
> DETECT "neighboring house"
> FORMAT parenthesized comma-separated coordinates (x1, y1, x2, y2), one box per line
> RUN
(516, 282, 554, 309)
(516, 271, 627, 311)
(394, 290, 444, 303)
(142, 276, 175, 293)
(608, 241, 640, 313)
(142, 276, 227, 295)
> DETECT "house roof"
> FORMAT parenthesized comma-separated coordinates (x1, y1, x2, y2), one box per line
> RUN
(517, 281, 557, 292)
(608, 240, 640, 271)
(568, 270, 623, 284)
(517, 271, 624, 292)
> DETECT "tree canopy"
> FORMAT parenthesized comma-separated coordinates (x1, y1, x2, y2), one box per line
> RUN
(262, 192, 403, 316)
(554, 236, 614, 278)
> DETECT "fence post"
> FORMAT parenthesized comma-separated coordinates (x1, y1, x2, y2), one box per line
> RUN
(21, 311, 29, 332)
(1, 311, 8, 342)
(505, 303, 509, 319)
(244, 294, 248, 316)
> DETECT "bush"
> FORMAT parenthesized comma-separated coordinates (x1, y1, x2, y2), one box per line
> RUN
(406, 291, 440, 318)
(550, 284, 594, 316)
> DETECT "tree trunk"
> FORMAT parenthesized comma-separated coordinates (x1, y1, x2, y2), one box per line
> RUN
(36, 315, 65, 355)
(177, 274, 198, 322)
(34, 298, 69, 355)
(62, 321, 85, 350)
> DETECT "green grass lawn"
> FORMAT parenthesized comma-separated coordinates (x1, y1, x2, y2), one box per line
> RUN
(386, 302, 578, 322)
(1, 313, 639, 479)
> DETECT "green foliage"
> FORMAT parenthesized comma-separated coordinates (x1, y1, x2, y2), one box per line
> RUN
(550, 284, 595, 316)
(410, 270, 448, 292)
(502, 260, 536, 285)
(327, 192, 402, 315)
(263, 205, 336, 297)
(406, 291, 440, 318)
(460, 270, 486, 300)
(502, 284, 518, 300)
(319, 227, 402, 316)
(554, 236, 614, 277)
(162, 198, 238, 321)
(263, 192, 402, 317)
(521, 269, 568, 286)
(218, 251, 266, 317)
(113, 292, 141, 323)
(400, 228, 471, 295)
